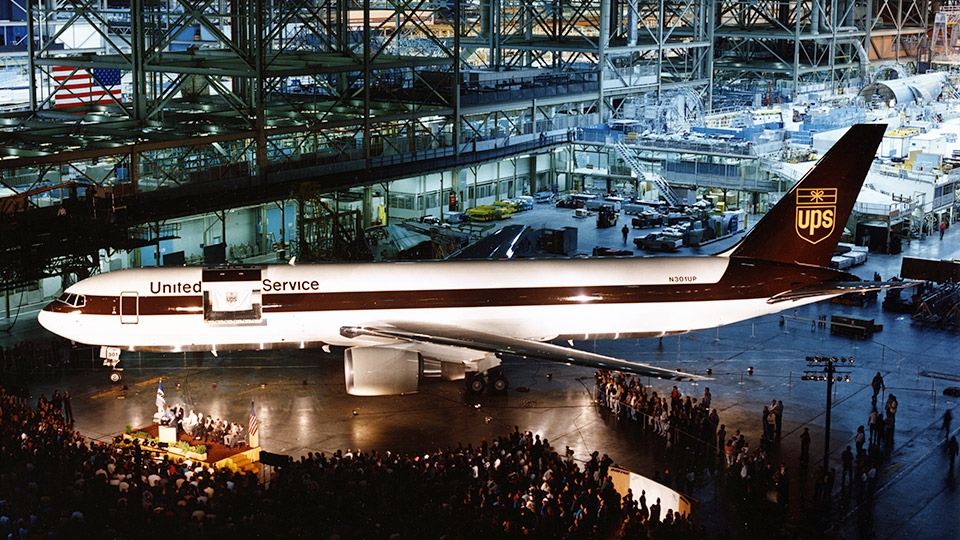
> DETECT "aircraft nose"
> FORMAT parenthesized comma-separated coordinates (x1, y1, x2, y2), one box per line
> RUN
(37, 307, 56, 332)
(38, 304, 69, 335)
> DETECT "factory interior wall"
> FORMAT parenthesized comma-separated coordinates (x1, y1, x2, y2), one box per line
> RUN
(386, 154, 557, 221)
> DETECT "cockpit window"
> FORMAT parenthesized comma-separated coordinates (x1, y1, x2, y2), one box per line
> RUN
(56, 293, 85, 307)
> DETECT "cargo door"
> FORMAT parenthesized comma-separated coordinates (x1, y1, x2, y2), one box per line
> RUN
(202, 267, 263, 323)
(120, 292, 139, 324)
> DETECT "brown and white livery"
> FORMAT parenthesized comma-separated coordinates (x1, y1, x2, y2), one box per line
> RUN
(40, 124, 902, 395)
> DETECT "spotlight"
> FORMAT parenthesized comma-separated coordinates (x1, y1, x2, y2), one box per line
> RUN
(706, 368, 712, 375)
(352, 410, 358, 416)
(747, 367, 754, 375)
(546, 373, 552, 380)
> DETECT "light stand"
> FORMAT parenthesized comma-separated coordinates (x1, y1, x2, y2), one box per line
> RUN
(802, 356, 855, 470)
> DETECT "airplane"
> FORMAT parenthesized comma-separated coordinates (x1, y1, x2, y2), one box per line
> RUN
(39, 123, 901, 395)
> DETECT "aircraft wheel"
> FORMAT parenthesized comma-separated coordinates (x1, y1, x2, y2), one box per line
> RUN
(467, 374, 487, 394)
(491, 374, 509, 393)
(109, 371, 123, 383)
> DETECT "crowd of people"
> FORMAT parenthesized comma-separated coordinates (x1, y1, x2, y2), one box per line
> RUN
(160, 404, 246, 448)
(0, 384, 704, 539)
(592, 367, 907, 532)
(595, 370, 722, 490)
(0, 338, 74, 386)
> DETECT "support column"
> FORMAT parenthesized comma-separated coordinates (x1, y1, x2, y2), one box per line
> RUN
(27, 0, 36, 112)
(599, 0, 610, 122)
(362, 185, 373, 227)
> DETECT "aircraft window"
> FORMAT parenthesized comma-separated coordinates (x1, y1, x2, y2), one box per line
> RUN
(67, 294, 77, 305)
(73, 295, 86, 307)
(57, 293, 70, 303)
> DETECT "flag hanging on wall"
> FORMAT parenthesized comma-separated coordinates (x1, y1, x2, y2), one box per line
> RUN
(53, 66, 123, 108)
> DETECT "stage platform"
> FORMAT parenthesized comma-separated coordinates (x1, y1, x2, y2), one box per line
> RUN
(127, 424, 261, 473)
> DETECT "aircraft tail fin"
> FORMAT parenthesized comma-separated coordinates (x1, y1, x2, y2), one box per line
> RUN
(727, 123, 886, 267)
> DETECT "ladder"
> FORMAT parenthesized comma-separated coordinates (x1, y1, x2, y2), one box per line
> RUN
(613, 142, 680, 205)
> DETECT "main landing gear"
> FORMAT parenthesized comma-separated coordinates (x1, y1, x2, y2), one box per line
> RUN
(466, 368, 509, 394)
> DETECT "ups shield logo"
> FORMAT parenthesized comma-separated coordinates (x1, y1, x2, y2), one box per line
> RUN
(795, 188, 837, 244)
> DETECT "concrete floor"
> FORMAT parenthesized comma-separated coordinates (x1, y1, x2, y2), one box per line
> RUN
(3, 205, 960, 539)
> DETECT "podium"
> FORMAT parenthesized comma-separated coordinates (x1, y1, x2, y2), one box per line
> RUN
(158, 425, 177, 444)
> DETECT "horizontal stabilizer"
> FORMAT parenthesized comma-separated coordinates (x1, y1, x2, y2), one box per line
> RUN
(341, 322, 709, 381)
(768, 280, 920, 304)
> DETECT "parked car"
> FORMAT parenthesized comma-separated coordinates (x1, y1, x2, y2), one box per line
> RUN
(592, 246, 633, 257)
(631, 213, 663, 229)
(634, 234, 682, 252)
(534, 191, 555, 203)
(556, 197, 584, 209)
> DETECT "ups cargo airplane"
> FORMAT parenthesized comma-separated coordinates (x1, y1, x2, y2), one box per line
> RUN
(40, 124, 898, 395)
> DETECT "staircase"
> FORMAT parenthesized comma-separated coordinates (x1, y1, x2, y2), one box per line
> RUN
(614, 142, 680, 205)
(222, 452, 261, 474)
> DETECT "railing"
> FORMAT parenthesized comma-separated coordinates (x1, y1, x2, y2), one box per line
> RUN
(874, 164, 942, 184)
(579, 128, 761, 158)
(853, 201, 915, 217)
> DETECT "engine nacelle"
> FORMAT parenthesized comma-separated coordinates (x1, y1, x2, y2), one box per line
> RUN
(344, 346, 423, 396)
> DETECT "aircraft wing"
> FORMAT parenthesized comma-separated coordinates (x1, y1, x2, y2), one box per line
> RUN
(768, 280, 920, 304)
(340, 321, 708, 381)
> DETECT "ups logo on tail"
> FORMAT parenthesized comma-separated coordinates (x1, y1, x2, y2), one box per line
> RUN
(795, 188, 837, 244)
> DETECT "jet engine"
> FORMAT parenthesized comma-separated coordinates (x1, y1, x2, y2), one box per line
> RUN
(344, 346, 424, 396)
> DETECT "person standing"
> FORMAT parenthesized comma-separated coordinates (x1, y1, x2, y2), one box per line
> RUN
(775, 464, 790, 507)
(949, 436, 959, 472)
(885, 394, 898, 427)
(800, 427, 811, 467)
(841, 446, 854, 488)
(51, 390, 63, 420)
(774, 400, 784, 440)
(717, 423, 726, 455)
(943, 409, 953, 441)
(871, 372, 885, 405)
(855, 425, 866, 453)
(762, 406, 771, 439)
(621, 224, 629, 245)
(868, 408, 879, 445)
(63, 390, 73, 424)
(941, 221, 947, 240)
(766, 407, 777, 442)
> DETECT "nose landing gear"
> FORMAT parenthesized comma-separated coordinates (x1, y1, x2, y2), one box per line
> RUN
(101, 346, 124, 383)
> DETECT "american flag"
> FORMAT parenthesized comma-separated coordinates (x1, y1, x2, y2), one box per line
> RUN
(52, 66, 123, 109)
(249, 401, 258, 436)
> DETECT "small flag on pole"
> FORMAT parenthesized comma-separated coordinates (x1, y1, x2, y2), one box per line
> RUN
(249, 401, 259, 447)
(155, 379, 166, 410)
